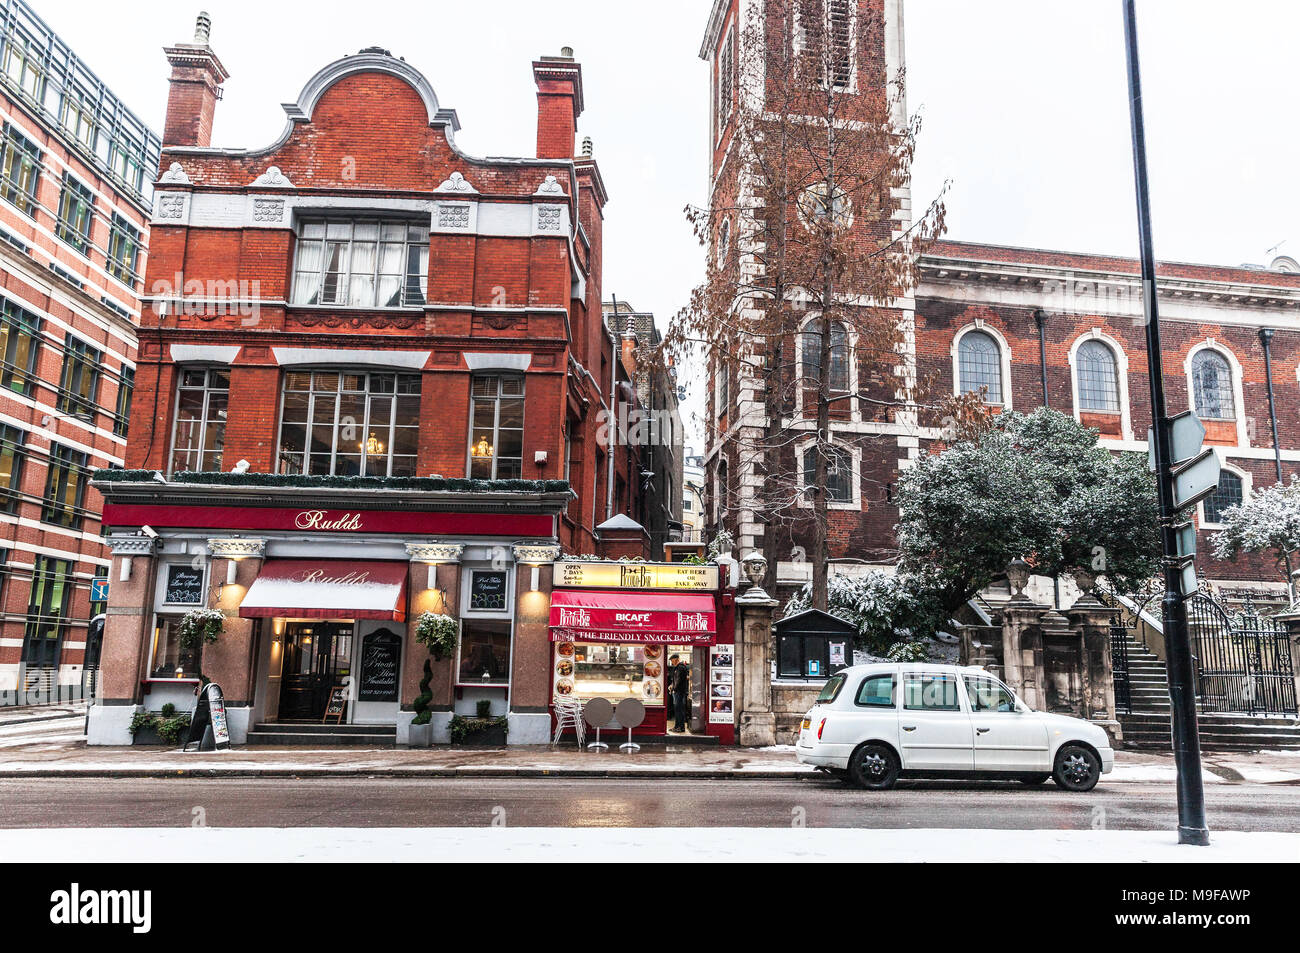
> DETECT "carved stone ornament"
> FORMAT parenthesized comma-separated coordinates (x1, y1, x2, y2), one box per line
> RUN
(437, 203, 471, 229)
(251, 166, 293, 188)
(537, 205, 563, 231)
(108, 535, 157, 556)
(405, 542, 465, 563)
(435, 171, 478, 194)
(534, 174, 565, 196)
(252, 198, 285, 223)
(207, 538, 268, 559)
(157, 194, 186, 220)
(512, 543, 561, 564)
(159, 162, 191, 184)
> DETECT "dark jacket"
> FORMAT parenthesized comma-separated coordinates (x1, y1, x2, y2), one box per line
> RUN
(670, 662, 689, 695)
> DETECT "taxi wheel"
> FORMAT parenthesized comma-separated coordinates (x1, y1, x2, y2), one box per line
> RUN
(848, 743, 900, 791)
(1052, 745, 1101, 792)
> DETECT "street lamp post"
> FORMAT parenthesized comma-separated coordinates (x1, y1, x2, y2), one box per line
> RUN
(1121, 0, 1210, 846)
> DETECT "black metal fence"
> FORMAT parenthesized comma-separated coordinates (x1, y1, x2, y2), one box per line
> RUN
(1187, 594, 1296, 716)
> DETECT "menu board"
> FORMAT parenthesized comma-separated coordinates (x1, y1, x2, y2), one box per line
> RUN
(468, 570, 508, 611)
(555, 561, 719, 591)
(357, 628, 401, 702)
(164, 564, 204, 605)
(709, 645, 735, 725)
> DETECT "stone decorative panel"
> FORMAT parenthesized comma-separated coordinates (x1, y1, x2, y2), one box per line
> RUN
(252, 198, 285, 223)
(157, 194, 186, 220)
(206, 538, 267, 559)
(437, 203, 471, 229)
(537, 205, 563, 232)
(406, 543, 465, 563)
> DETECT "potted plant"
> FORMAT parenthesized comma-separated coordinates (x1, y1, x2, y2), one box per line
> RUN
(408, 657, 435, 748)
(178, 607, 224, 649)
(448, 712, 508, 747)
(128, 703, 192, 747)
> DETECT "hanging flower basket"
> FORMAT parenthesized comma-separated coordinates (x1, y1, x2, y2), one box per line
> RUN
(415, 612, 458, 660)
(178, 608, 225, 649)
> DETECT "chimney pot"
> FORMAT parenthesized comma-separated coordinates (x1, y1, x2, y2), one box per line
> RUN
(581, 136, 593, 157)
(561, 46, 574, 58)
(194, 11, 212, 45)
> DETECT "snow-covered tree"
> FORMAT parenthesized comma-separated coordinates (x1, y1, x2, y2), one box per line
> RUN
(783, 569, 946, 656)
(895, 408, 1162, 616)
(1212, 475, 1300, 588)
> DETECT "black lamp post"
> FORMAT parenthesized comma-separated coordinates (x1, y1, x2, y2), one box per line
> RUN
(1122, 0, 1210, 846)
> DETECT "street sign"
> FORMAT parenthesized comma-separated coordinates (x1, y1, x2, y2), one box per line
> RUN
(1174, 521, 1197, 560)
(1147, 411, 1209, 473)
(1177, 561, 1199, 597)
(90, 578, 109, 602)
(1171, 447, 1222, 510)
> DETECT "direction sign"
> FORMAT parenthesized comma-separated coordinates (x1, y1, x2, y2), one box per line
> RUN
(1173, 521, 1197, 560)
(1171, 447, 1222, 510)
(90, 578, 109, 602)
(1148, 411, 1210, 473)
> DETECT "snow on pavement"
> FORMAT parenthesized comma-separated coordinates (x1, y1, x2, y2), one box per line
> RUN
(0, 827, 1295, 862)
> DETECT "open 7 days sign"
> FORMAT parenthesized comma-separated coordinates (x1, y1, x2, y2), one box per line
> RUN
(554, 561, 720, 591)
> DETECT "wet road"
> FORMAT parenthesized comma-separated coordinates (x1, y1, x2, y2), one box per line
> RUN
(0, 776, 1297, 831)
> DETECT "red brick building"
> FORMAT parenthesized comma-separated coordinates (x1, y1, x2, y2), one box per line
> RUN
(89, 21, 680, 744)
(702, 0, 1300, 607)
(0, 0, 157, 703)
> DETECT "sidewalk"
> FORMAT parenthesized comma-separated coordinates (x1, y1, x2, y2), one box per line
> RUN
(0, 715, 1297, 783)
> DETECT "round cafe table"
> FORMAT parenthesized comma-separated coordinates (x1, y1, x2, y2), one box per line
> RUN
(583, 697, 614, 751)
(614, 697, 645, 753)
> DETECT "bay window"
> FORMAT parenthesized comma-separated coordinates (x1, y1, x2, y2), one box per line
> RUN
(291, 218, 428, 308)
(171, 367, 228, 473)
(278, 370, 420, 477)
(468, 374, 524, 480)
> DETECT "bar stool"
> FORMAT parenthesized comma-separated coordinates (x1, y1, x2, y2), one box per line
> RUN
(583, 697, 614, 751)
(614, 697, 645, 753)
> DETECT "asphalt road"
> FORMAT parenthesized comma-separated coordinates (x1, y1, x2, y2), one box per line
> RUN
(0, 776, 1297, 831)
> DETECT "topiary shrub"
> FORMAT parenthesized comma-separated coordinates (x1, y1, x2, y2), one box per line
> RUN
(412, 658, 434, 726)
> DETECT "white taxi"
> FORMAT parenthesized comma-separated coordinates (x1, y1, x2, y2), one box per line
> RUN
(796, 663, 1115, 791)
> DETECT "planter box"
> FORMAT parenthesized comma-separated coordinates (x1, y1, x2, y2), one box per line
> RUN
(451, 725, 508, 747)
(408, 722, 434, 748)
(131, 726, 168, 746)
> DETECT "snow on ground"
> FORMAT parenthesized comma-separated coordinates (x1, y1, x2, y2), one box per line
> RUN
(1108, 765, 1225, 784)
(0, 827, 1293, 863)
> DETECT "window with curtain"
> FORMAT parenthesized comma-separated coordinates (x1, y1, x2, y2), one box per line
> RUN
(1076, 340, 1120, 412)
(292, 219, 428, 308)
(278, 370, 421, 477)
(803, 443, 854, 503)
(468, 375, 524, 480)
(171, 367, 228, 473)
(0, 123, 41, 216)
(958, 330, 1004, 404)
(0, 297, 41, 395)
(1203, 471, 1244, 524)
(57, 334, 102, 418)
(801, 320, 850, 394)
(42, 443, 87, 528)
(1191, 350, 1235, 420)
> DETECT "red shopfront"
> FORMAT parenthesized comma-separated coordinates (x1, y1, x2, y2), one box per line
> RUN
(548, 562, 736, 744)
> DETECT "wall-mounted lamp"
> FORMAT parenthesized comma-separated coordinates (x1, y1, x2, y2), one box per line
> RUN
(511, 543, 561, 593)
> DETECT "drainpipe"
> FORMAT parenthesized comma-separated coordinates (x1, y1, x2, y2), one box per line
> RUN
(1259, 327, 1294, 595)
(1035, 308, 1061, 608)
(1034, 308, 1050, 408)
(606, 296, 621, 524)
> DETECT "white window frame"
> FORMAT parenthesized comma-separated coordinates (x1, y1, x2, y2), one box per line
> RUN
(290, 217, 429, 310)
(796, 437, 861, 511)
(1184, 340, 1248, 447)
(466, 374, 525, 480)
(459, 565, 514, 619)
(1067, 329, 1132, 440)
(951, 320, 1013, 410)
(169, 366, 229, 475)
(1198, 462, 1251, 530)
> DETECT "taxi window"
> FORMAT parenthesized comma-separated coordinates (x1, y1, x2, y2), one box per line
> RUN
(855, 674, 896, 708)
(816, 673, 846, 704)
(902, 672, 963, 711)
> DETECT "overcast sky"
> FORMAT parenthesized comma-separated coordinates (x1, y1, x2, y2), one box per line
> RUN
(36, 0, 1300, 444)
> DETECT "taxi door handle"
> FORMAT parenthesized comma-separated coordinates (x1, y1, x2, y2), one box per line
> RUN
(976, 727, 991, 734)
(901, 725, 917, 732)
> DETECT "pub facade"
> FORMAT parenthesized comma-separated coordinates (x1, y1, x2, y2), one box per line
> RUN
(87, 20, 685, 743)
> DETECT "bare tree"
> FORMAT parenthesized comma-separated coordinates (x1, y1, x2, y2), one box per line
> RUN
(669, 0, 946, 609)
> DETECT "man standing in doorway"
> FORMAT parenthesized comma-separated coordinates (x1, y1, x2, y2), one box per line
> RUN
(668, 653, 690, 733)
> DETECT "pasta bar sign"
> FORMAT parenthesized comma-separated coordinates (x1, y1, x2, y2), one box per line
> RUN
(555, 561, 719, 591)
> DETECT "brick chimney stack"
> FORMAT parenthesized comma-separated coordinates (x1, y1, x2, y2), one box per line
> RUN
(533, 47, 584, 160)
(162, 11, 230, 148)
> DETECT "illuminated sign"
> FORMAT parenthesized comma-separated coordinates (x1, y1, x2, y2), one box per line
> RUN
(554, 561, 720, 591)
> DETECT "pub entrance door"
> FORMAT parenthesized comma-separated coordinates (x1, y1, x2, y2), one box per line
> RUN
(278, 621, 354, 720)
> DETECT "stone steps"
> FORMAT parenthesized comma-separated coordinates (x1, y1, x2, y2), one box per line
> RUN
(246, 722, 397, 747)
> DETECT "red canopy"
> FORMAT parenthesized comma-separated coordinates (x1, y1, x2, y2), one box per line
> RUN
(549, 589, 716, 644)
(239, 560, 408, 621)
